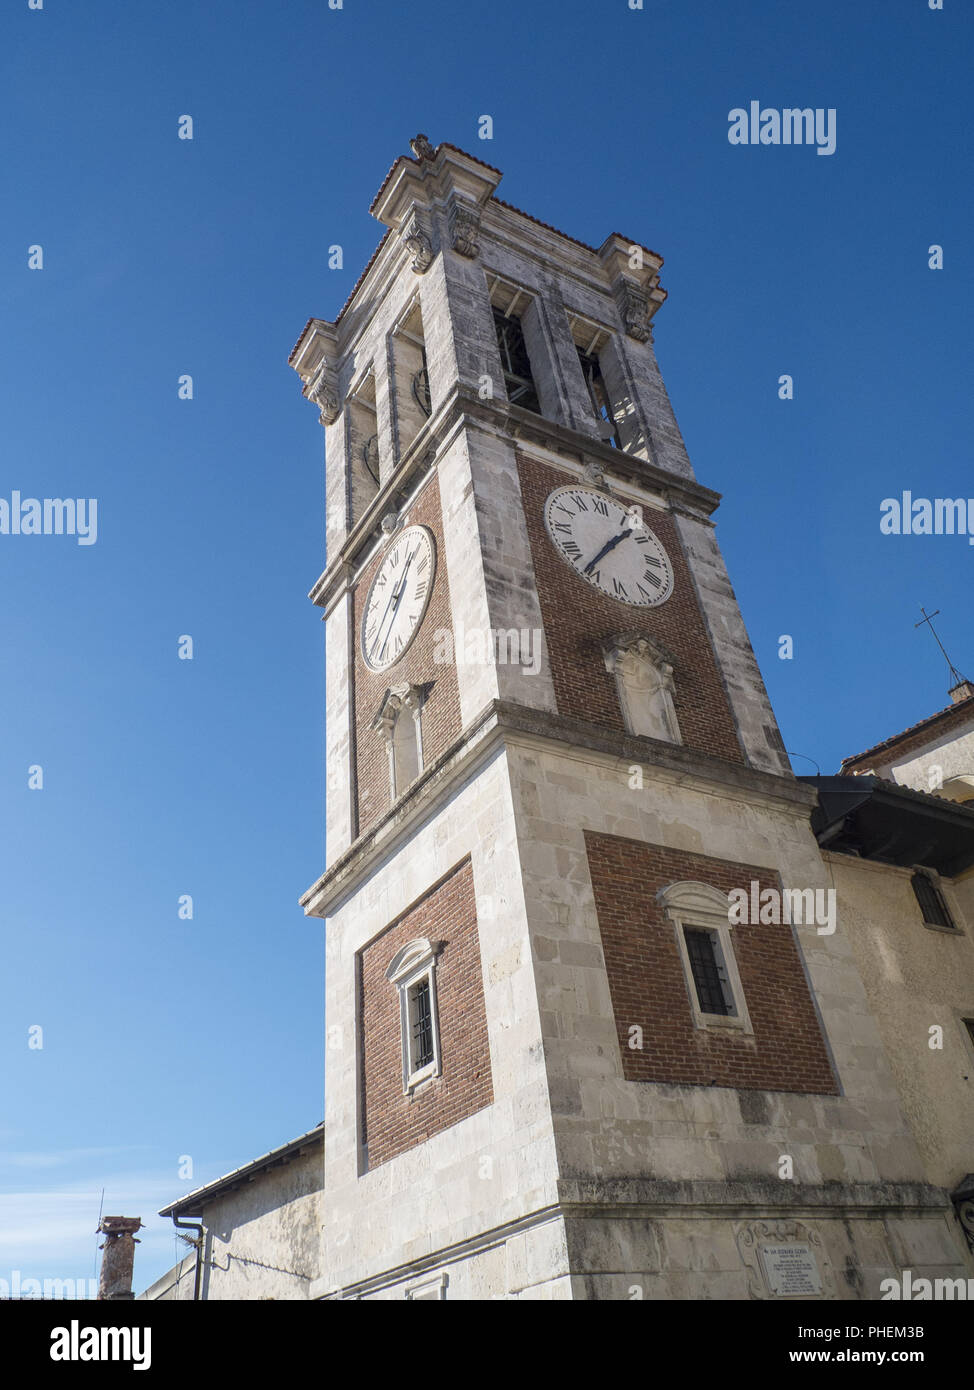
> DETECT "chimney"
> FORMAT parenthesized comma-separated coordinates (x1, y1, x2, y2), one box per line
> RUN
(97, 1216, 143, 1300)
(949, 679, 974, 705)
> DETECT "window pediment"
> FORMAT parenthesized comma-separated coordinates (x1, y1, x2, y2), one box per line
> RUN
(386, 936, 442, 985)
(658, 880, 730, 923)
(371, 682, 425, 739)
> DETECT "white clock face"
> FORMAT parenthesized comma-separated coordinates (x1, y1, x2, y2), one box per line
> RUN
(543, 486, 674, 607)
(361, 525, 436, 672)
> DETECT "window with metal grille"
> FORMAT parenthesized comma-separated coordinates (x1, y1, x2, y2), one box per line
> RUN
(577, 347, 622, 448)
(409, 978, 435, 1070)
(683, 927, 735, 1017)
(911, 871, 955, 929)
(492, 307, 541, 415)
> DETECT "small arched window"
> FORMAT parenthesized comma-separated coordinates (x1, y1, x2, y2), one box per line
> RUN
(910, 869, 957, 931)
(386, 938, 443, 1093)
(372, 683, 425, 800)
(658, 881, 752, 1034)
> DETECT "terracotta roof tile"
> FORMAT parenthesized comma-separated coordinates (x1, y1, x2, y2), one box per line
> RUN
(288, 316, 317, 365)
(841, 693, 974, 768)
(287, 229, 392, 365)
(438, 141, 502, 175)
(490, 196, 599, 253)
(605, 231, 665, 266)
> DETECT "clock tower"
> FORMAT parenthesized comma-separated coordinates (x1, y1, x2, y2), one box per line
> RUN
(290, 138, 968, 1299)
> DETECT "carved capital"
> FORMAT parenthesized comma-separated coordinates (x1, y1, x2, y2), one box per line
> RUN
(309, 363, 340, 426)
(401, 211, 433, 274)
(449, 198, 481, 259)
(602, 634, 674, 689)
(372, 682, 425, 742)
(615, 280, 653, 343)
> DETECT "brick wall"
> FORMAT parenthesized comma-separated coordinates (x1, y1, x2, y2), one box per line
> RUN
(353, 474, 462, 836)
(517, 454, 744, 765)
(359, 858, 493, 1168)
(585, 831, 837, 1093)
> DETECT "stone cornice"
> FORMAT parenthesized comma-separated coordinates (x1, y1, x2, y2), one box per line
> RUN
(309, 1178, 953, 1300)
(300, 699, 816, 920)
(308, 385, 721, 612)
(371, 144, 502, 234)
(555, 1177, 953, 1220)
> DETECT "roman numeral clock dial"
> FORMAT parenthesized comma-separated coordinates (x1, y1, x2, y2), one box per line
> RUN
(361, 524, 437, 673)
(543, 486, 674, 607)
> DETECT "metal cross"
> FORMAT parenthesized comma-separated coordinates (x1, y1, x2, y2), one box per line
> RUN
(915, 606, 966, 687)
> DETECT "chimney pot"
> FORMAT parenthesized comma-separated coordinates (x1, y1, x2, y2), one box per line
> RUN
(96, 1216, 143, 1300)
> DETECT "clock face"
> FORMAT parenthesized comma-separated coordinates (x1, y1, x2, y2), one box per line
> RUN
(543, 486, 674, 607)
(361, 525, 436, 672)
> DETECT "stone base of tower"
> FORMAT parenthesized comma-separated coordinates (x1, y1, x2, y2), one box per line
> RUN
(315, 1181, 971, 1300)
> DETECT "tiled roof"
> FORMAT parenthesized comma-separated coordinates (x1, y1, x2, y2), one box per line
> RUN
(288, 316, 317, 365)
(437, 141, 502, 175)
(287, 228, 392, 365)
(159, 1124, 323, 1217)
(841, 693, 974, 768)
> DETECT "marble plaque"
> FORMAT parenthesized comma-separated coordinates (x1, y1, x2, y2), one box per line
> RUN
(759, 1243, 823, 1297)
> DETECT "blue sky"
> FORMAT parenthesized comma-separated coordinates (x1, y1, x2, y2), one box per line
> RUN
(2, 0, 971, 1292)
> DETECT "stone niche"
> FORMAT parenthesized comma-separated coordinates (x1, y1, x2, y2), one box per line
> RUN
(602, 633, 682, 744)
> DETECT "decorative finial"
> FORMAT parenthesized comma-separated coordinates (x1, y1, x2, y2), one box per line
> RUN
(410, 134, 436, 161)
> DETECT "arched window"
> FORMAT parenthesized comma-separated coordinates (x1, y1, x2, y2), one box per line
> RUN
(910, 869, 957, 931)
(386, 938, 443, 1093)
(658, 881, 752, 1034)
(372, 683, 425, 800)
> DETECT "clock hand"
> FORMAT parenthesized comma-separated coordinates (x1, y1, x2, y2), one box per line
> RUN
(391, 549, 417, 602)
(372, 585, 400, 655)
(583, 527, 632, 574)
(373, 549, 418, 659)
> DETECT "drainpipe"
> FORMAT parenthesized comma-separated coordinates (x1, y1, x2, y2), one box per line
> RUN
(170, 1213, 204, 1301)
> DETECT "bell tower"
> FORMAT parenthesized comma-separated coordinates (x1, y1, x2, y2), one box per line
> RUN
(291, 138, 967, 1300)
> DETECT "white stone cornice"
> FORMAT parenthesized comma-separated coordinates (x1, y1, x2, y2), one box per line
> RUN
(372, 145, 502, 233)
(299, 700, 818, 921)
(291, 319, 338, 385)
